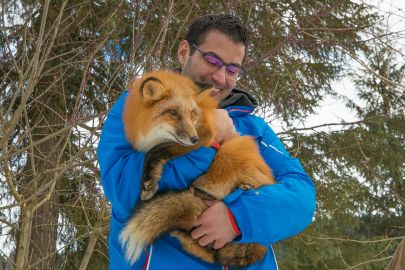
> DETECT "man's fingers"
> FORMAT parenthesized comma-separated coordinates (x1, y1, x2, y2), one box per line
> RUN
(191, 225, 206, 239)
(198, 234, 216, 247)
(190, 201, 237, 248)
(213, 240, 225, 250)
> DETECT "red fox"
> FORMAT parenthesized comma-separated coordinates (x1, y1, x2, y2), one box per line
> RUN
(120, 70, 275, 267)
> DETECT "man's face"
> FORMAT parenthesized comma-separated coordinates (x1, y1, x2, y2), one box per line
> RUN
(178, 30, 246, 102)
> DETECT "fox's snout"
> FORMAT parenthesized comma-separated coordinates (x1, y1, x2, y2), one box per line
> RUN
(190, 136, 199, 144)
(176, 123, 200, 146)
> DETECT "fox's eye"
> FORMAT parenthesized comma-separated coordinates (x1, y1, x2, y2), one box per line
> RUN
(168, 109, 178, 116)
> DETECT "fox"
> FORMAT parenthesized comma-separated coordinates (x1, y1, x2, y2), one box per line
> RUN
(120, 70, 276, 268)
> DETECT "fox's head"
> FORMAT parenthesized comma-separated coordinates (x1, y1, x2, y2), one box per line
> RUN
(123, 70, 217, 152)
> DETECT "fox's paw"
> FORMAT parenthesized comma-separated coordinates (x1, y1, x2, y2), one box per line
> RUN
(239, 183, 254, 191)
(141, 180, 158, 200)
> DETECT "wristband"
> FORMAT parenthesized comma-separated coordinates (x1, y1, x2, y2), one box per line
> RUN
(227, 209, 241, 236)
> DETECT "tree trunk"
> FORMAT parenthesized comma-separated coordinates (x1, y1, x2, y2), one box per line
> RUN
(28, 195, 59, 269)
(22, 86, 66, 269)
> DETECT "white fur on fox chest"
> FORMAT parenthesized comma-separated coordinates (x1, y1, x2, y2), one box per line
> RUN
(135, 124, 175, 152)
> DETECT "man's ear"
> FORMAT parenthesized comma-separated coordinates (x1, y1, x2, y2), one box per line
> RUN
(140, 77, 166, 103)
(178, 40, 190, 65)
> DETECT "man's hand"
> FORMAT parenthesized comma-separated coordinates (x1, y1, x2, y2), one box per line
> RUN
(212, 109, 238, 144)
(191, 201, 238, 249)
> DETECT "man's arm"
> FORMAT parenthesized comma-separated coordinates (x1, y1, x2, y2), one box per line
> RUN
(190, 109, 242, 249)
(97, 92, 216, 217)
(225, 118, 316, 244)
(191, 116, 316, 247)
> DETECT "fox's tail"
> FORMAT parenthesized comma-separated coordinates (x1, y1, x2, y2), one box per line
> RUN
(119, 190, 206, 265)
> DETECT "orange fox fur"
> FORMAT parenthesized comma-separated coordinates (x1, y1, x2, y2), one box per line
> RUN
(120, 70, 275, 267)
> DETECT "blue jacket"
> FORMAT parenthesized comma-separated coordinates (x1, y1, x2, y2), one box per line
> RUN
(97, 90, 316, 270)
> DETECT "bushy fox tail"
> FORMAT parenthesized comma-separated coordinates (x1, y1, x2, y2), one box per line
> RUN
(119, 190, 206, 265)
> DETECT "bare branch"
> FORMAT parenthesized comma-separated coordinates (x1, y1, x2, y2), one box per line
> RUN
(0, 218, 19, 231)
(315, 236, 404, 244)
(327, 256, 392, 270)
(2, 162, 22, 202)
(277, 119, 367, 135)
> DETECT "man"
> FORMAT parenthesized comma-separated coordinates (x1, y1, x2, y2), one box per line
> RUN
(98, 13, 316, 270)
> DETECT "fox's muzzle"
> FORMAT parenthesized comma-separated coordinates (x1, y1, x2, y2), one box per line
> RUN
(190, 136, 199, 144)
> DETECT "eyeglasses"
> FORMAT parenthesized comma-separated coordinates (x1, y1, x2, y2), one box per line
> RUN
(191, 43, 245, 80)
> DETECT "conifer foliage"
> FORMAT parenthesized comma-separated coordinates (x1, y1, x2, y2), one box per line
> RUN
(1, 0, 403, 269)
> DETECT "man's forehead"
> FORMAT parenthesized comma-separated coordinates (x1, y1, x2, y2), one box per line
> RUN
(197, 30, 245, 62)
(198, 29, 243, 44)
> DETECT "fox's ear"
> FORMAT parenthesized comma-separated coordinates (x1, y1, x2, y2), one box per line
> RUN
(140, 77, 166, 103)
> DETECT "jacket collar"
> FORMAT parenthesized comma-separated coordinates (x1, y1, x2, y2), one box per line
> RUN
(219, 88, 258, 109)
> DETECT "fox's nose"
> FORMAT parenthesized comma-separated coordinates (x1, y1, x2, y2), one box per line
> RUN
(190, 136, 199, 144)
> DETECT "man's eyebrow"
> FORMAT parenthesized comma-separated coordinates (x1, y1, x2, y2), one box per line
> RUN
(204, 50, 242, 68)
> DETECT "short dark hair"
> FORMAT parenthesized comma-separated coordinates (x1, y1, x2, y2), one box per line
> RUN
(185, 13, 249, 61)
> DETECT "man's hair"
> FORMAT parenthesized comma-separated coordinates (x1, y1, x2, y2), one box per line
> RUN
(185, 13, 249, 60)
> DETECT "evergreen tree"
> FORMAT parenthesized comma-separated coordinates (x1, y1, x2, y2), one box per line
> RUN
(1, 0, 403, 269)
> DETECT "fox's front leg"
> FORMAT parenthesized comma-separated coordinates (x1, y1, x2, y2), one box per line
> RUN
(141, 142, 196, 200)
(141, 143, 174, 200)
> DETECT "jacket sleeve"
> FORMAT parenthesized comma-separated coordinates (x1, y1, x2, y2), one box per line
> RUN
(97, 92, 216, 217)
(223, 117, 316, 245)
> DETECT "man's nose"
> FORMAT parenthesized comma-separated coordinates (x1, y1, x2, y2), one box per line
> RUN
(211, 66, 227, 87)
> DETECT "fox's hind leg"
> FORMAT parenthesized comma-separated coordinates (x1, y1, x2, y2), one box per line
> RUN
(216, 242, 267, 268)
(170, 231, 215, 263)
(239, 183, 254, 190)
